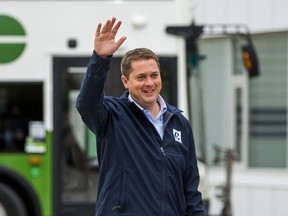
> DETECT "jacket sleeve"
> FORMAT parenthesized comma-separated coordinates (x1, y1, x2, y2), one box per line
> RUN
(184, 125, 205, 216)
(76, 50, 112, 135)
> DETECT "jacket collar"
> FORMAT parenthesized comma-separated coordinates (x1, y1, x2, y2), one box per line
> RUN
(120, 91, 182, 115)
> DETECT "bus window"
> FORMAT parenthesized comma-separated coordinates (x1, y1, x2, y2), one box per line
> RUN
(0, 83, 43, 152)
(60, 67, 98, 203)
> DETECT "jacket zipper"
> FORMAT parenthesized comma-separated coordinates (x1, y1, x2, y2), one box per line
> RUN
(160, 112, 174, 215)
(160, 147, 166, 156)
(139, 108, 175, 215)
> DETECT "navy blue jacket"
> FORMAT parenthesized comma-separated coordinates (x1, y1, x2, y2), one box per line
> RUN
(76, 51, 204, 216)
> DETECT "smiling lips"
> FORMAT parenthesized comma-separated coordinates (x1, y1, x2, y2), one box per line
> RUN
(143, 88, 156, 96)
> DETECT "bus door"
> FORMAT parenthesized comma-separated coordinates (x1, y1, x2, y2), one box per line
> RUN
(53, 55, 177, 216)
(53, 56, 98, 216)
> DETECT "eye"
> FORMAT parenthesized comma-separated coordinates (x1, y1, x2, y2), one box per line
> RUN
(151, 73, 159, 78)
(136, 75, 145, 80)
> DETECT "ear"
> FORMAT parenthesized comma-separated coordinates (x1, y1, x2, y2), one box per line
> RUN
(121, 75, 129, 89)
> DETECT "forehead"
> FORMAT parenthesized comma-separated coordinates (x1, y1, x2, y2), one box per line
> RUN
(131, 59, 159, 73)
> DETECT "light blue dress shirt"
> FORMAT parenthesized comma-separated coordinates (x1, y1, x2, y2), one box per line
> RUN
(128, 94, 167, 139)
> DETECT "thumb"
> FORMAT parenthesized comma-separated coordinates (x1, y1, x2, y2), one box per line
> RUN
(116, 36, 127, 48)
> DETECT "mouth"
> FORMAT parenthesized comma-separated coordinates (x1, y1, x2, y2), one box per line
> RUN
(143, 89, 155, 95)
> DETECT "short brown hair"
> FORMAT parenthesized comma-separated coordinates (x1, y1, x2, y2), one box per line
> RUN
(121, 48, 160, 78)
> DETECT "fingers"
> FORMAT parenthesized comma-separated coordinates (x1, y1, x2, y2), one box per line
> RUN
(116, 36, 127, 47)
(99, 17, 121, 35)
(100, 19, 111, 34)
(95, 23, 102, 37)
(112, 20, 122, 35)
(94, 17, 127, 54)
(107, 17, 116, 32)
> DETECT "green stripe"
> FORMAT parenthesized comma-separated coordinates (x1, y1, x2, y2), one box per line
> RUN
(0, 15, 26, 36)
(0, 43, 26, 63)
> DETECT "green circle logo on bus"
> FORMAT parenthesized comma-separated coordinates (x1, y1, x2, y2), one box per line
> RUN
(0, 15, 26, 64)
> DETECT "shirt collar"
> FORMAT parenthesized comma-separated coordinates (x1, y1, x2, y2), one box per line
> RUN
(128, 94, 167, 114)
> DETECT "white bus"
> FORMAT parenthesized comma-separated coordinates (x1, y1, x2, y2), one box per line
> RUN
(0, 1, 209, 215)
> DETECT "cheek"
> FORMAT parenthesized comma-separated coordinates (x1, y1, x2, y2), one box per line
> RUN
(124, 81, 141, 91)
(132, 81, 144, 88)
(156, 80, 162, 88)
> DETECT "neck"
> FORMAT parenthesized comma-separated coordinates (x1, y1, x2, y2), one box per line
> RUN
(149, 101, 161, 119)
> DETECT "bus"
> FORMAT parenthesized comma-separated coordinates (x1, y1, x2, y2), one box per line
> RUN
(0, 0, 208, 215)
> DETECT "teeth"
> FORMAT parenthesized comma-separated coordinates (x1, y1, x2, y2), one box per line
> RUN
(145, 90, 153, 93)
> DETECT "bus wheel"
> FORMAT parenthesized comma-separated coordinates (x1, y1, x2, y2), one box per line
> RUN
(0, 182, 28, 216)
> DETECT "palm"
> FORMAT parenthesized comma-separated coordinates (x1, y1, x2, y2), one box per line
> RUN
(95, 33, 119, 55)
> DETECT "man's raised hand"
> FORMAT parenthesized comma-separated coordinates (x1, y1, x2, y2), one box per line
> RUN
(94, 17, 127, 57)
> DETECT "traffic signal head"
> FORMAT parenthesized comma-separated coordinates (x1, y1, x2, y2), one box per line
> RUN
(242, 42, 259, 78)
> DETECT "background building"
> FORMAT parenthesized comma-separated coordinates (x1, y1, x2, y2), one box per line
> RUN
(194, 0, 288, 215)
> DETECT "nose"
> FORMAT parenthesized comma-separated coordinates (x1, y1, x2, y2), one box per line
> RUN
(145, 77, 154, 86)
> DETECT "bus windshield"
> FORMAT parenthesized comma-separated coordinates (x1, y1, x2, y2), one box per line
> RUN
(0, 82, 43, 152)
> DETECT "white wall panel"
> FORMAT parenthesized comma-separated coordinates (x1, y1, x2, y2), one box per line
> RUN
(250, 188, 272, 216)
(232, 187, 249, 216)
(196, 0, 288, 32)
(274, 0, 288, 29)
(274, 189, 288, 216)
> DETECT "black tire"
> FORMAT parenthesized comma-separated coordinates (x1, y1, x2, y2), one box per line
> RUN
(0, 182, 28, 216)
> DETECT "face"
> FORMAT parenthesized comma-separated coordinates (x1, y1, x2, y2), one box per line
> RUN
(121, 59, 162, 110)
